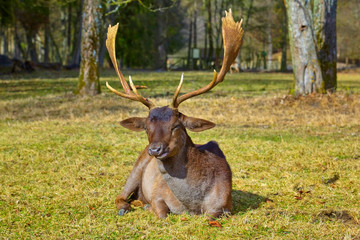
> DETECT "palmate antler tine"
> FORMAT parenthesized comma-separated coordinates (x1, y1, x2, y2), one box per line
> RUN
(106, 24, 131, 94)
(171, 9, 244, 109)
(105, 24, 155, 109)
(218, 9, 244, 82)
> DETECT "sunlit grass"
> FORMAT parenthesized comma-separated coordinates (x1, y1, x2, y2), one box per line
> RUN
(0, 70, 359, 238)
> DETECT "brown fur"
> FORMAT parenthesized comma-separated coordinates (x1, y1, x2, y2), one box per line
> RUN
(115, 107, 232, 219)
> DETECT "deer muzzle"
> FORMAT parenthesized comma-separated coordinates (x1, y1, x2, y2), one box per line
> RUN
(148, 143, 168, 159)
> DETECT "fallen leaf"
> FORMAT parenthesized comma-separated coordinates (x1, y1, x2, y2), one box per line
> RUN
(295, 196, 302, 200)
(180, 217, 187, 221)
(89, 206, 95, 210)
(316, 201, 325, 204)
(208, 220, 222, 228)
(131, 200, 145, 207)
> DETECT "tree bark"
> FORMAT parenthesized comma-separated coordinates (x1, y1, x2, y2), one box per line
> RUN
(44, 10, 50, 63)
(205, 0, 213, 66)
(70, 0, 84, 66)
(204, 21, 207, 69)
(66, 3, 72, 63)
(192, 10, 198, 69)
(44, 24, 50, 63)
(77, 0, 101, 96)
(266, 26, 272, 70)
(26, 31, 38, 63)
(193, 10, 197, 48)
(2, 29, 9, 55)
(313, 0, 337, 92)
(266, 0, 273, 70)
(14, 21, 25, 60)
(280, 1, 287, 72)
(214, 0, 225, 70)
(49, 30, 62, 63)
(187, 13, 193, 69)
(285, 0, 323, 95)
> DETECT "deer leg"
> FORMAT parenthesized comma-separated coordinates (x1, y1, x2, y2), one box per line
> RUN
(115, 148, 152, 214)
(152, 198, 170, 219)
(203, 181, 232, 220)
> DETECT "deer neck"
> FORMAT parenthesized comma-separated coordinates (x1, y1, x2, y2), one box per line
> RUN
(155, 135, 206, 213)
(156, 134, 195, 179)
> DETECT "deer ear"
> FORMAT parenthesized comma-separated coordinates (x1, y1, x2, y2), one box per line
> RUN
(180, 114, 216, 132)
(120, 117, 146, 132)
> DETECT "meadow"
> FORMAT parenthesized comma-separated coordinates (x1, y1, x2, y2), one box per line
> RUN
(0, 70, 359, 239)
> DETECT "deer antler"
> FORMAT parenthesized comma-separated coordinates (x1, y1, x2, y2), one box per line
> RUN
(171, 9, 244, 108)
(105, 23, 155, 109)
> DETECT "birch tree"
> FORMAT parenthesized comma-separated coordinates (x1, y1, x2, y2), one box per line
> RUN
(285, 0, 323, 95)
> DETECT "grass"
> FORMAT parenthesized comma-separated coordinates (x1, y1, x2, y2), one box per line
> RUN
(0, 69, 360, 239)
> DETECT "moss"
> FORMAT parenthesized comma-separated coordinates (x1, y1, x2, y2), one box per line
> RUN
(76, 0, 101, 96)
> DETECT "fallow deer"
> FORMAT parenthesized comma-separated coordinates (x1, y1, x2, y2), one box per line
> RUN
(106, 9, 244, 219)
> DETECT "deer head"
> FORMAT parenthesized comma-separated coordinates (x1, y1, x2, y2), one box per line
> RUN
(106, 9, 244, 160)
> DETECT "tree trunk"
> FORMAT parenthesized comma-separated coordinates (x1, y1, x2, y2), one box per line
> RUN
(313, 0, 337, 92)
(49, 30, 62, 64)
(285, 0, 323, 95)
(266, 0, 273, 70)
(205, 0, 213, 67)
(70, 0, 84, 66)
(14, 21, 25, 60)
(2, 29, 9, 55)
(193, 10, 197, 48)
(44, 23, 50, 63)
(66, 3, 72, 63)
(44, 10, 50, 63)
(187, 13, 193, 69)
(192, 10, 198, 69)
(214, 0, 225, 70)
(26, 32, 38, 63)
(280, 1, 287, 72)
(203, 22, 207, 69)
(77, 0, 101, 96)
(266, 25, 272, 70)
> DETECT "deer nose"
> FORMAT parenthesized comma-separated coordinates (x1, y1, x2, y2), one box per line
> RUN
(148, 143, 164, 156)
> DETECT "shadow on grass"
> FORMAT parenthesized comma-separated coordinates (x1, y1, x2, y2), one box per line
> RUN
(232, 190, 267, 214)
(0, 79, 77, 100)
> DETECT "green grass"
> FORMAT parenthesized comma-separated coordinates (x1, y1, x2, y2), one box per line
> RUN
(0, 70, 360, 239)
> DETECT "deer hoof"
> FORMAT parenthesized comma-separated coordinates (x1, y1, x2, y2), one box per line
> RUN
(118, 209, 129, 216)
(144, 204, 151, 211)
